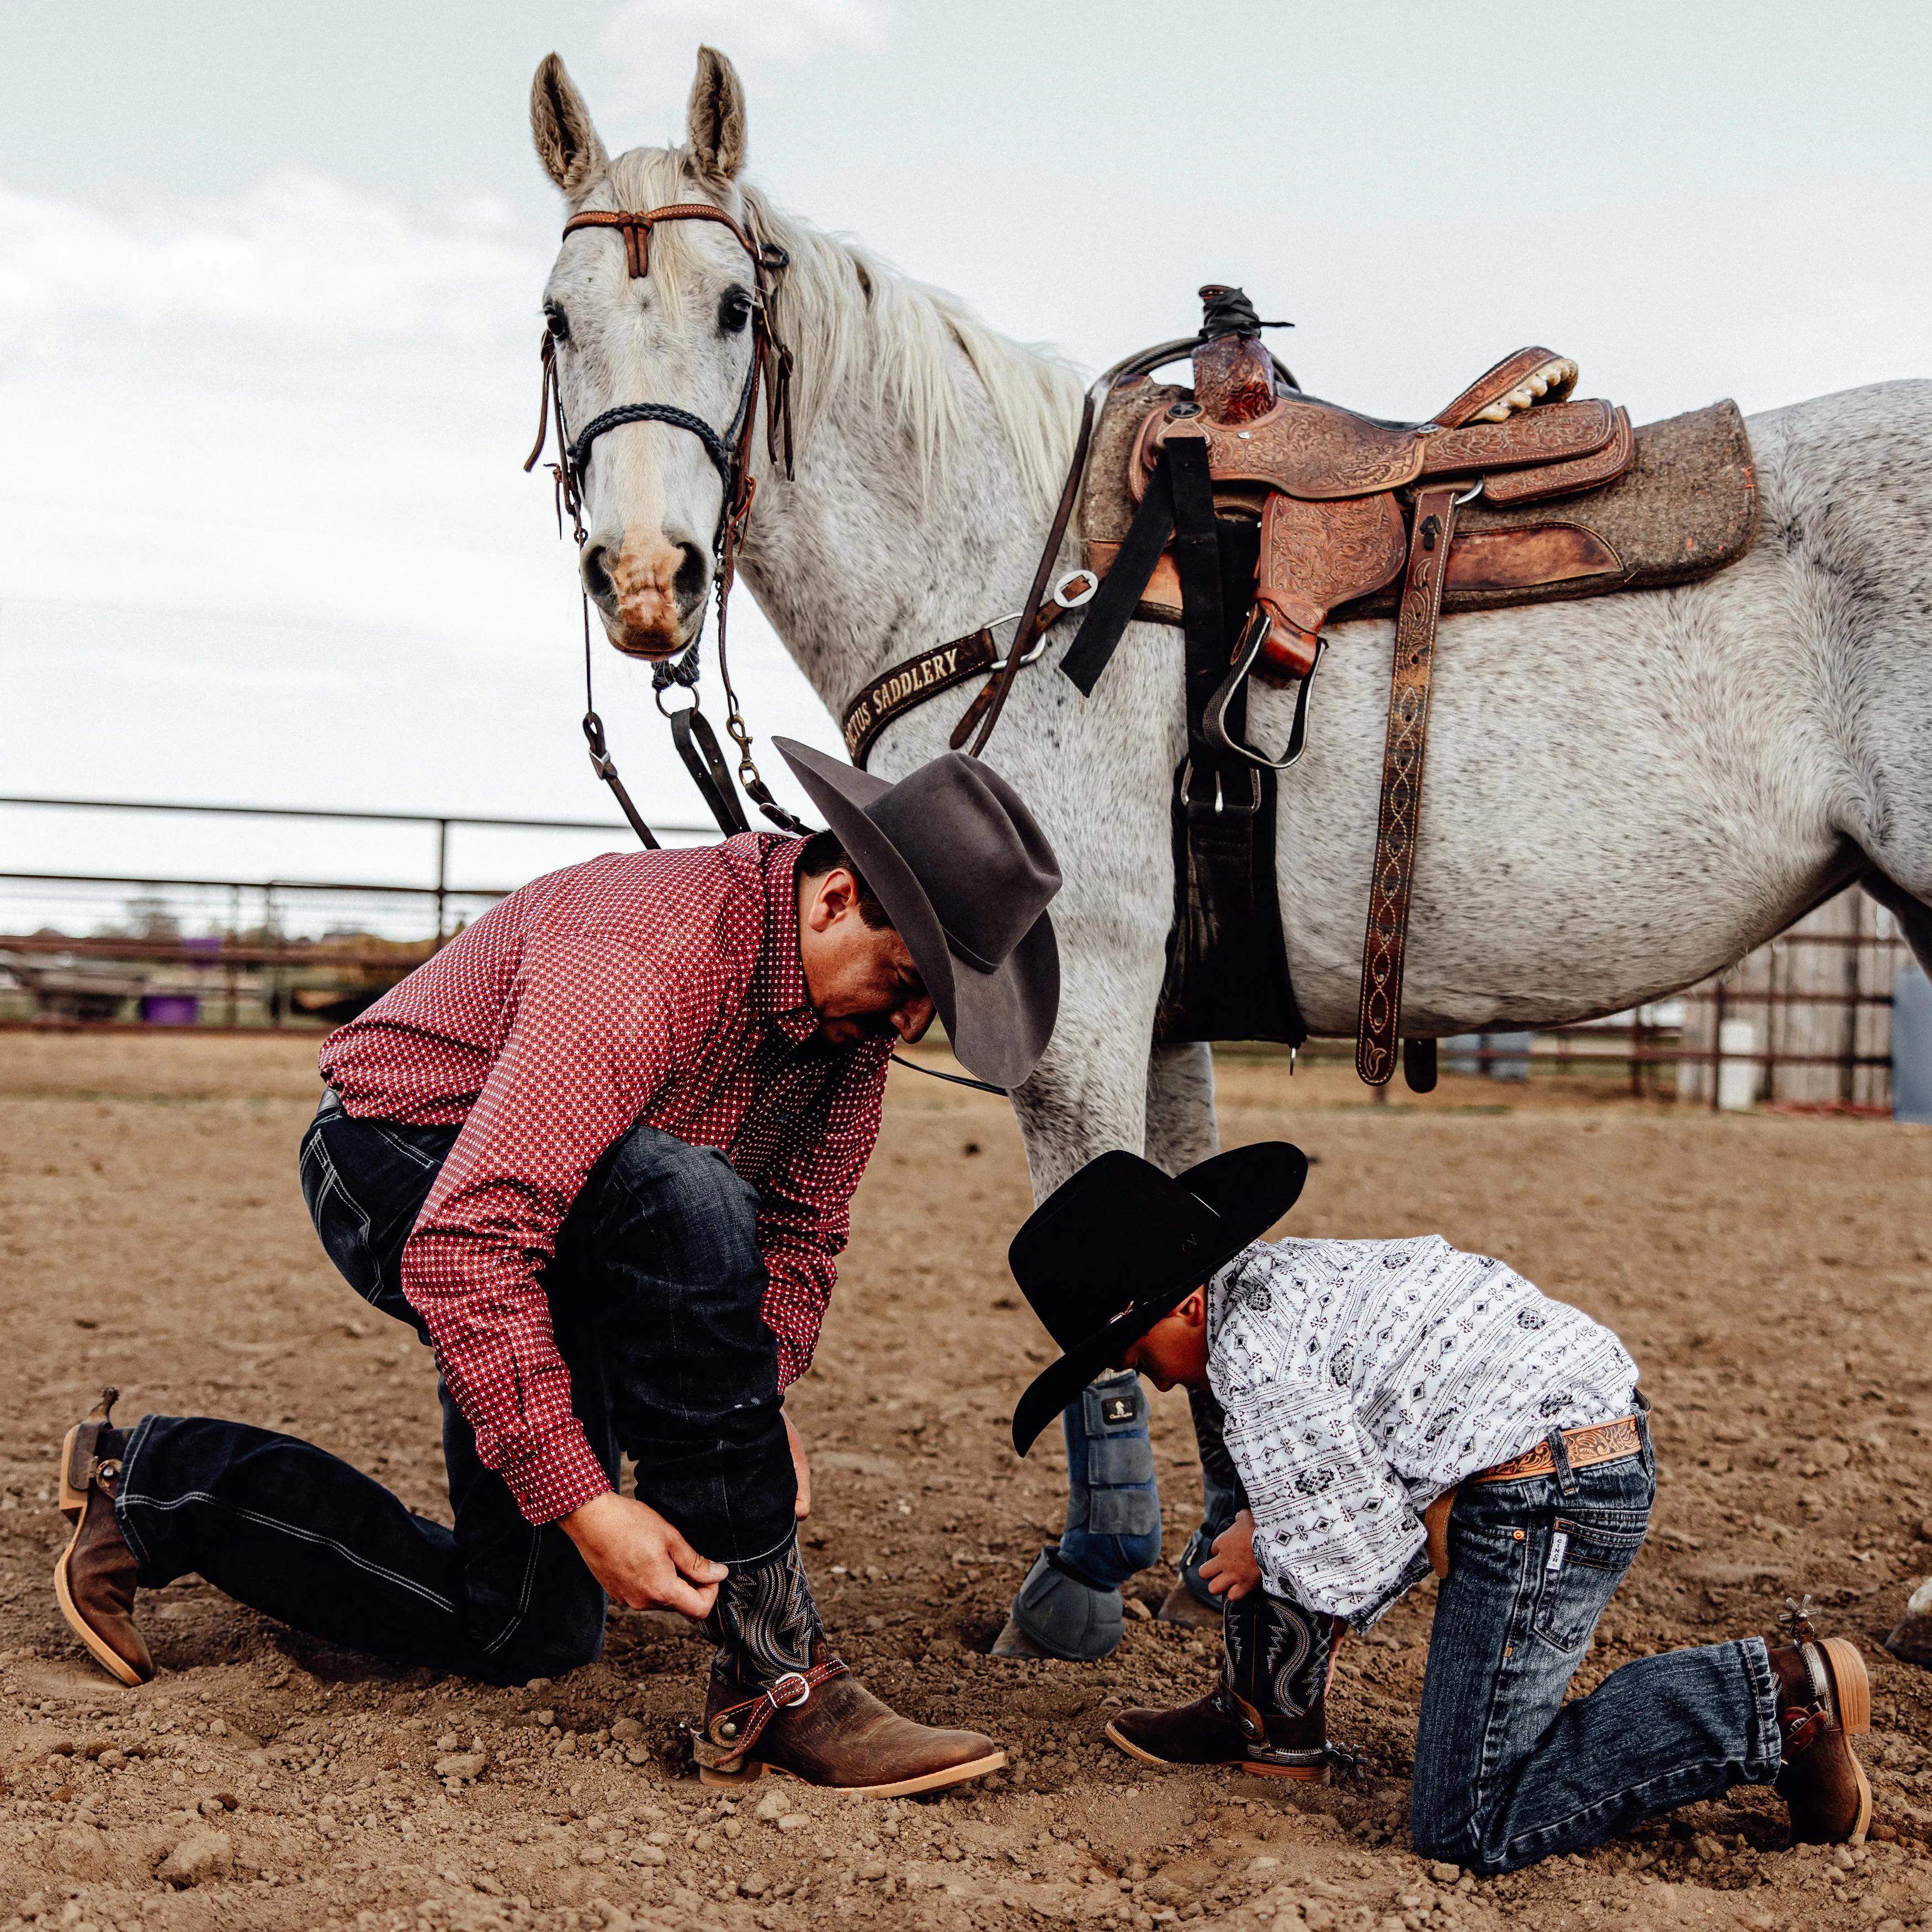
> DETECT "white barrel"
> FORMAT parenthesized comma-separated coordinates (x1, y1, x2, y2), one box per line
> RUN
(1717, 1017, 1759, 1111)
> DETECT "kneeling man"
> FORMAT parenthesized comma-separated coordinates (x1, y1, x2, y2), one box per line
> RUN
(1007, 1145, 1872, 1870)
(54, 743, 1059, 1798)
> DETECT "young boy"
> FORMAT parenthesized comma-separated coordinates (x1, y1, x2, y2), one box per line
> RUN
(1006, 1143, 1873, 1875)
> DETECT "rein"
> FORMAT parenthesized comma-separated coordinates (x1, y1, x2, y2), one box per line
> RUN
(526, 199, 804, 843)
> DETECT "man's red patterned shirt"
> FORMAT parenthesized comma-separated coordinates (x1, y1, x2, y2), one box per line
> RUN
(319, 834, 889, 1525)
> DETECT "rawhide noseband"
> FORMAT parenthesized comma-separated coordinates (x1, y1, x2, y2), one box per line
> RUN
(525, 200, 803, 844)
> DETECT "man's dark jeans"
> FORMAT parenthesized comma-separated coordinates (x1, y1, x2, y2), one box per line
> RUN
(115, 1092, 795, 1685)
(1410, 1414, 1782, 1873)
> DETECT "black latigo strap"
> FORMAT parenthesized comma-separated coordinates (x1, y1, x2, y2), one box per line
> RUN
(843, 630, 999, 768)
(1058, 455, 1176, 698)
(692, 1657, 850, 1770)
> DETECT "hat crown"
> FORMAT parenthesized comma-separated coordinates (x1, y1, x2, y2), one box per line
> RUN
(866, 755, 1060, 973)
(1009, 1151, 1223, 1351)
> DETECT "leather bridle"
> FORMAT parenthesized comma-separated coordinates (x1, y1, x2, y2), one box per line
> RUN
(524, 200, 803, 843)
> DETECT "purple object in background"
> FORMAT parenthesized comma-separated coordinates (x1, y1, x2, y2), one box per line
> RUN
(140, 995, 199, 1026)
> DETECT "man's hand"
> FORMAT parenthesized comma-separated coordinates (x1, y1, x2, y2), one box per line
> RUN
(784, 1410, 811, 1521)
(1198, 1508, 1262, 1602)
(559, 1491, 728, 1618)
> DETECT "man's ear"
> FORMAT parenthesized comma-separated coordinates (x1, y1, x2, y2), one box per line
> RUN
(1180, 1287, 1208, 1328)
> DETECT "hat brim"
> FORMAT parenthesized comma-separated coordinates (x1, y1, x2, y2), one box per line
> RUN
(1009, 1140, 1308, 1456)
(775, 737, 1056, 1088)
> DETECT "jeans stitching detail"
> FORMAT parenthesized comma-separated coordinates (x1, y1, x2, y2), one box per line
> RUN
(307, 1135, 386, 1307)
(479, 1529, 548, 1657)
(114, 1415, 162, 1580)
(115, 1488, 458, 1615)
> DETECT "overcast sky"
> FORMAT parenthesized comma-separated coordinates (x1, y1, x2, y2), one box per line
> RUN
(2, 1, 1929, 908)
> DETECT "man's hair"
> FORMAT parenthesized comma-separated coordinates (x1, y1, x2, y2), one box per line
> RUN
(797, 829, 894, 931)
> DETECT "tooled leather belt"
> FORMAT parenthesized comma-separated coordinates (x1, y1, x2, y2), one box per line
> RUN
(1474, 1414, 1642, 1484)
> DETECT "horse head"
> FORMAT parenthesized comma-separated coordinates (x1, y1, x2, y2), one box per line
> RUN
(530, 47, 762, 662)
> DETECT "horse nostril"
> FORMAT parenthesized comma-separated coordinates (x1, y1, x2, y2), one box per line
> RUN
(581, 542, 615, 604)
(673, 543, 708, 609)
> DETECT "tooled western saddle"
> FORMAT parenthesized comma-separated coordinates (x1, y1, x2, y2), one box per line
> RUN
(840, 288, 1757, 1091)
(1060, 288, 1754, 1089)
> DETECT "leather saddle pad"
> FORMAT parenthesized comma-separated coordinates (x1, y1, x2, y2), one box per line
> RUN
(1081, 381, 1759, 627)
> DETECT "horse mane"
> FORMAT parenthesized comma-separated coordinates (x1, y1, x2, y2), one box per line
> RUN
(603, 145, 1082, 516)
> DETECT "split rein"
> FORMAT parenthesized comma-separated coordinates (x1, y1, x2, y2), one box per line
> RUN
(524, 200, 803, 848)
(522, 199, 1006, 1099)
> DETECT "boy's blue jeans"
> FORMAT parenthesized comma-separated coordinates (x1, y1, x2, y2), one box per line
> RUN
(1411, 1415, 1783, 1873)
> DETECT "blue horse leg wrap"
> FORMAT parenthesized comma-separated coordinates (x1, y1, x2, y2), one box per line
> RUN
(1179, 1384, 1249, 1607)
(1057, 1370, 1163, 1588)
(1007, 1371, 1161, 1663)
(1008, 1546, 1124, 1662)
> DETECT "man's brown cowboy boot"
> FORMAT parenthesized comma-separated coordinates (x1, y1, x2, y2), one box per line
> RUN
(698, 1644, 1006, 1796)
(694, 1539, 1004, 1796)
(53, 1388, 153, 1686)
(1108, 1588, 1349, 1782)
(1770, 1595, 1872, 1844)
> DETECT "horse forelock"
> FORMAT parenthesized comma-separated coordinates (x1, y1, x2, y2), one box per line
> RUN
(575, 142, 1080, 516)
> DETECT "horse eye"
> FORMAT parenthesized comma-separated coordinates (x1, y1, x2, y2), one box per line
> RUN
(544, 305, 571, 344)
(718, 289, 753, 335)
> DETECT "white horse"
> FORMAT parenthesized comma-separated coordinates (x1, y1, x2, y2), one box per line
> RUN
(528, 50, 1932, 1216)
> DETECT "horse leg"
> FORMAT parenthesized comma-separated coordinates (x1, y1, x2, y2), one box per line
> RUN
(994, 1020, 1168, 1663)
(1140, 1041, 1246, 1627)
(1143, 1039, 1221, 1175)
(1861, 869, 1932, 976)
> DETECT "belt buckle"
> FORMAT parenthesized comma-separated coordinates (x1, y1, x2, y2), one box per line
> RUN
(767, 1671, 811, 1711)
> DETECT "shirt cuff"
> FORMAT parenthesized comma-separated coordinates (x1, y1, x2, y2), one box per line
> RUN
(1346, 1544, 1435, 1634)
(494, 1421, 613, 1527)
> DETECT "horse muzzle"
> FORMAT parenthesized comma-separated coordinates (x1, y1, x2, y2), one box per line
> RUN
(582, 529, 710, 660)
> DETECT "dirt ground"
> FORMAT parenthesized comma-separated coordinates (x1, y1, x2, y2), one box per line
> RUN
(4, 1031, 1932, 1932)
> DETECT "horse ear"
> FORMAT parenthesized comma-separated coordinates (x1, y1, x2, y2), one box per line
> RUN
(530, 53, 609, 201)
(686, 45, 746, 185)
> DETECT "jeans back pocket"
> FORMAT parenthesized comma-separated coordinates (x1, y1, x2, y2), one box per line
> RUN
(1531, 1513, 1648, 1655)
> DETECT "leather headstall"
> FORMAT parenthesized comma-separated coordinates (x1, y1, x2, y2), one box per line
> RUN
(525, 198, 805, 843)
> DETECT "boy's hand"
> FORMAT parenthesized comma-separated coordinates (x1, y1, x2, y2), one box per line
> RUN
(1199, 1508, 1262, 1601)
(560, 1491, 728, 1618)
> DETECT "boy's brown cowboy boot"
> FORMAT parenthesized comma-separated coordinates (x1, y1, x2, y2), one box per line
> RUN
(53, 1388, 153, 1686)
(1107, 1588, 1349, 1782)
(693, 1539, 1004, 1797)
(1770, 1596, 1872, 1844)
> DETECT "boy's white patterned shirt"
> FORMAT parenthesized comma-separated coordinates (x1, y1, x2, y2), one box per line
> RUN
(1207, 1235, 1639, 1630)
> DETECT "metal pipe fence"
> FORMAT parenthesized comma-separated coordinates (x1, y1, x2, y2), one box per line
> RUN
(0, 793, 710, 1031)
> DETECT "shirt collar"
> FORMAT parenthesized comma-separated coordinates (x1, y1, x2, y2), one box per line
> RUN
(757, 837, 819, 1044)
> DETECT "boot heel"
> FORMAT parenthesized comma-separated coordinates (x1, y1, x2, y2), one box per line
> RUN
(1240, 1760, 1331, 1784)
(699, 1759, 764, 1787)
(1820, 1639, 1871, 1735)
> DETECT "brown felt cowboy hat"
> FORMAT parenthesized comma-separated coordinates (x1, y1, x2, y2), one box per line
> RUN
(1007, 1143, 1308, 1455)
(774, 739, 1062, 1089)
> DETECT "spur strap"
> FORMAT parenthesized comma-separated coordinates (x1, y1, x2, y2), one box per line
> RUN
(1355, 485, 1466, 1086)
(694, 1658, 850, 1770)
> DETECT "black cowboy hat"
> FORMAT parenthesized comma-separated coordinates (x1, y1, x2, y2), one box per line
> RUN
(1007, 1142, 1308, 1456)
(774, 739, 1061, 1089)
